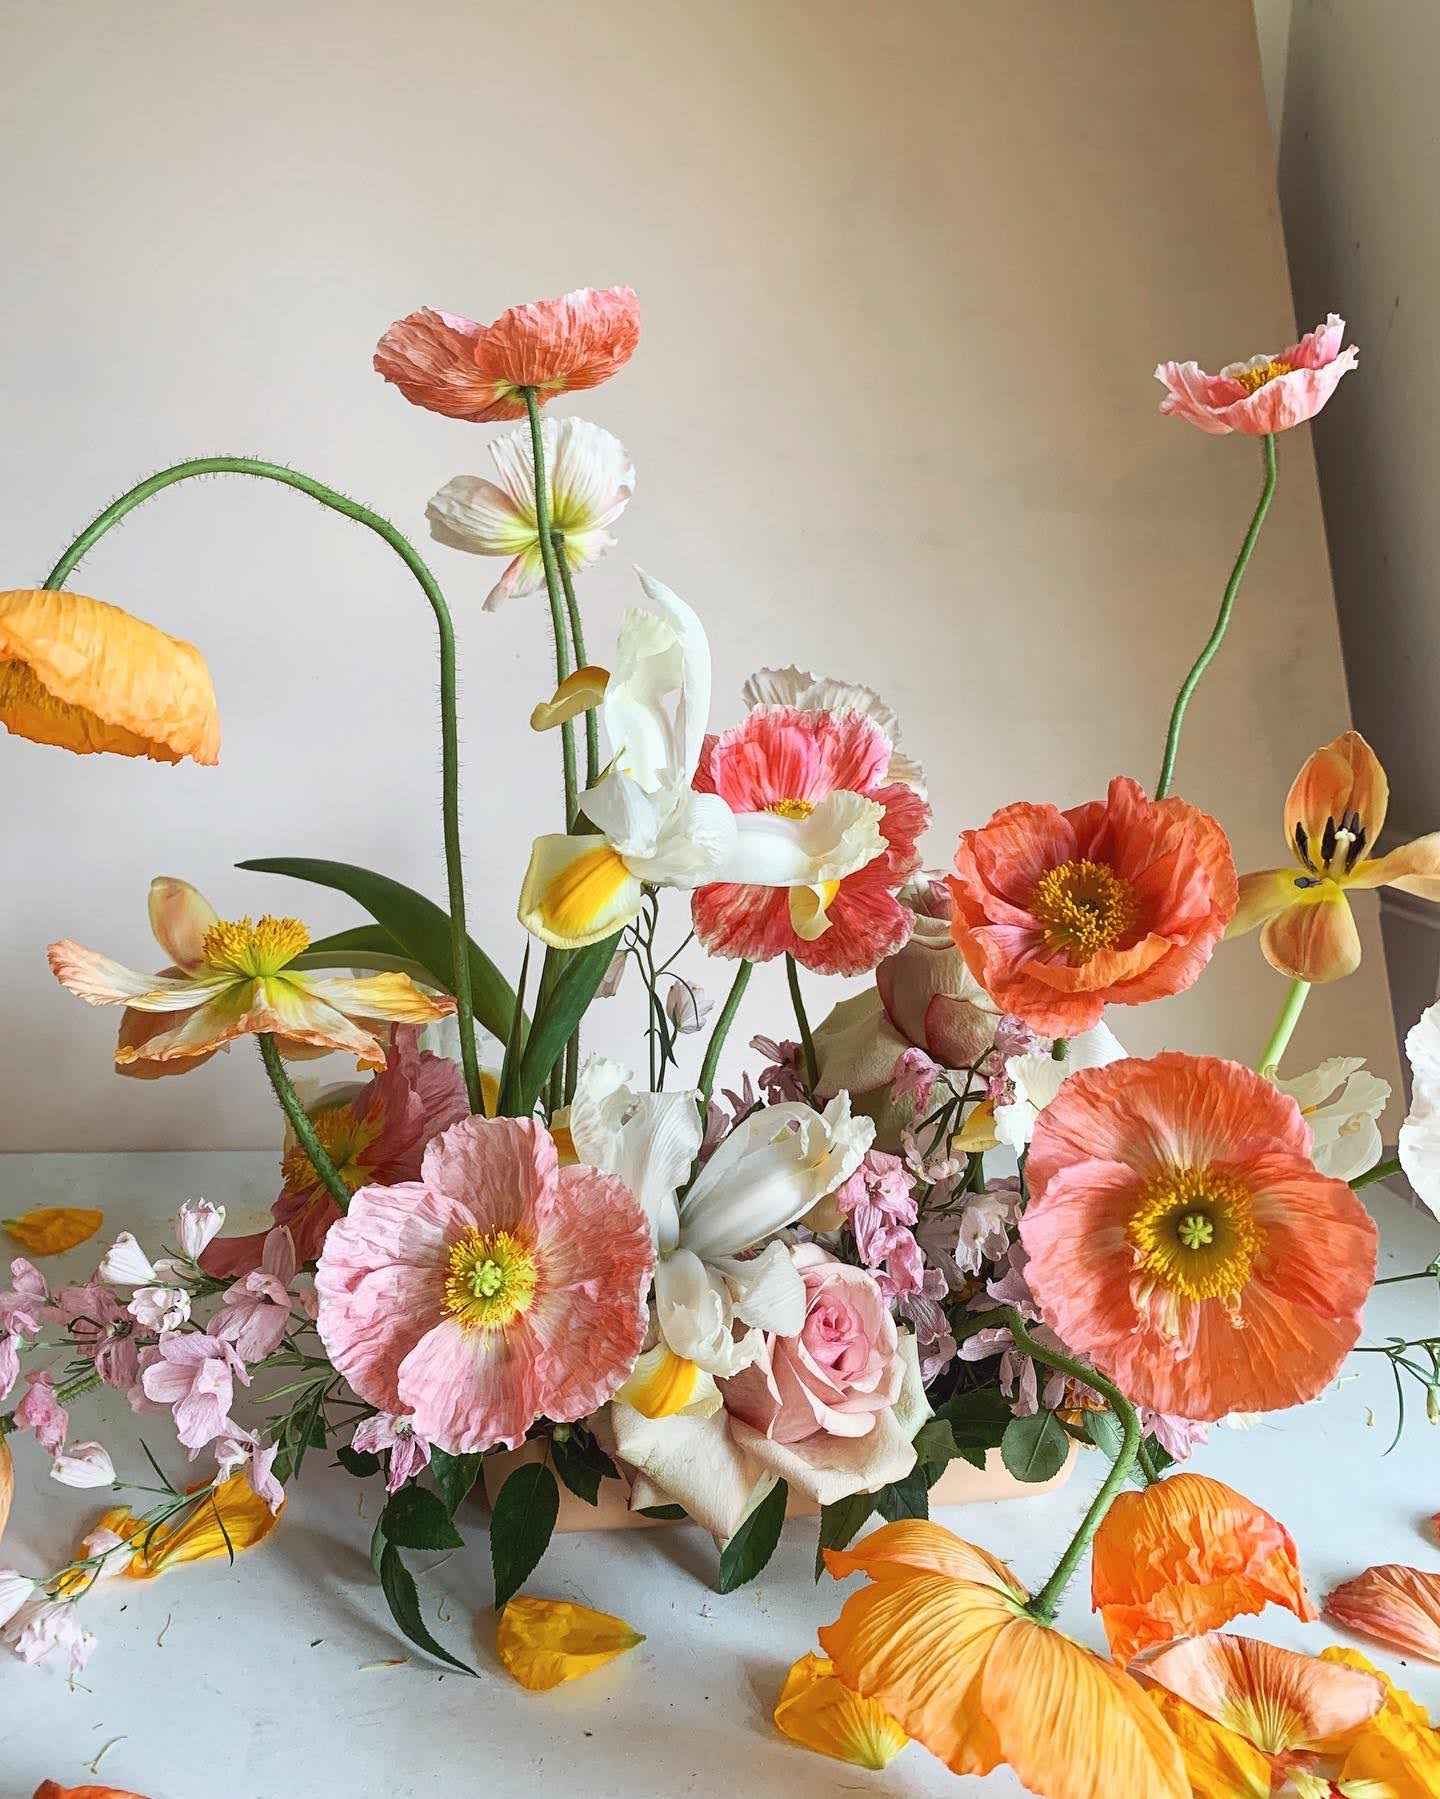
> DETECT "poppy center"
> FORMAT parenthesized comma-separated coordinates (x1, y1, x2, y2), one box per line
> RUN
(444, 1228, 538, 1330)
(1128, 1166, 1264, 1303)
(201, 915, 311, 978)
(1030, 859, 1139, 962)
(766, 797, 815, 820)
(281, 1100, 383, 1197)
(1232, 357, 1293, 394)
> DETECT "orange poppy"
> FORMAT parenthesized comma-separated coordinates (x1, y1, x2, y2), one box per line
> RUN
(1325, 1564, 1440, 1665)
(34, 1786, 153, 1799)
(1, 588, 219, 764)
(1230, 730, 1440, 981)
(817, 1520, 1187, 1798)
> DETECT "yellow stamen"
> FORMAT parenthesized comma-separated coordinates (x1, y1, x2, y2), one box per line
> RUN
(200, 915, 310, 978)
(280, 1100, 383, 1196)
(1231, 358, 1293, 395)
(443, 1228, 538, 1330)
(1030, 859, 1138, 963)
(541, 845, 631, 938)
(766, 797, 815, 820)
(1128, 1166, 1265, 1304)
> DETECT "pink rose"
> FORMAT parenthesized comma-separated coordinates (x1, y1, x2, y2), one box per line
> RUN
(721, 1244, 903, 1443)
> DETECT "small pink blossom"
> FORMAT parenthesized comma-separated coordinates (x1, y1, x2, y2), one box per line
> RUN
(140, 1331, 249, 1449)
(3, 1598, 96, 1676)
(890, 1045, 941, 1111)
(50, 1441, 116, 1488)
(1156, 313, 1358, 435)
(78, 1526, 131, 1583)
(894, 1269, 959, 1383)
(174, 1198, 226, 1261)
(245, 1439, 285, 1514)
(900, 1123, 961, 1184)
(0, 1260, 47, 1401)
(352, 1412, 433, 1493)
(1140, 1410, 1210, 1462)
(14, 1372, 68, 1455)
(128, 1285, 191, 1332)
(97, 1231, 160, 1287)
(212, 1227, 297, 1363)
(835, 1150, 927, 1300)
(750, 1035, 809, 1104)
(49, 1278, 141, 1391)
(664, 978, 712, 1035)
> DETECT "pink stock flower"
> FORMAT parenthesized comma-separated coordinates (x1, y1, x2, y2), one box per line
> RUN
(721, 1244, 904, 1443)
(246, 1440, 285, 1514)
(834, 1150, 926, 1299)
(352, 1412, 432, 1494)
(750, 1035, 809, 1104)
(893, 1269, 958, 1383)
(204, 1026, 469, 1277)
(140, 1332, 249, 1450)
(127, 1286, 190, 1332)
(891, 1045, 942, 1111)
(15, 1373, 68, 1454)
(50, 1442, 115, 1488)
(693, 706, 930, 976)
(3, 1598, 95, 1676)
(212, 1228, 297, 1363)
(174, 1198, 226, 1261)
(315, 1117, 653, 1455)
(374, 286, 641, 424)
(48, 1278, 140, 1391)
(1155, 313, 1358, 435)
(0, 1260, 47, 1400)
(1140, 1410, 1210, 1463)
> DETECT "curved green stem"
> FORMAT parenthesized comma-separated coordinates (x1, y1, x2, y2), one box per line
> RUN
(1155, 432, 1277, 799)
(521, 391, 579, 829)
(1354, 1156, 1403, 1192)
(697, 959, 753, 1107)
(556, 548, 600, 792)
(43, 456, 483, 1115)
(1256, 976, 1310, 1075)
(257, 1033, 352, 1212)
(785, 954, 819, 1090)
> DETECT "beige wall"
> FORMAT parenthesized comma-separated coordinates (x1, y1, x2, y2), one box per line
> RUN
(2, 0, 1399, 1150)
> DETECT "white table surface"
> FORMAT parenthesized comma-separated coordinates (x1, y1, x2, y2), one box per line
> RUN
(2, 1152, 1438, 1799)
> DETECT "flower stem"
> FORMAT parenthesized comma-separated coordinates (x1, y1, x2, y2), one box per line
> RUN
(786, 954, 819, 1090)
(1353, 1156, 1402, 1191)
(256, 1033, 352, 1212)
(556, 547, 600, 792)
(1256, 976, 1310, 1075)
(1154, 432, 1277, 800)
(697, 960, 753, 1107)
(42, 456, 484, 1116)
(522, 389, 579, 830)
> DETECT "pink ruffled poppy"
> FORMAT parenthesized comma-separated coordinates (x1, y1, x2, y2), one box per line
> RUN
(314, 1117, 653, 1455)
(374, 287, 641, 424)
(1155, 313, 1358, 435)
(1021, 1052, 1377, 1420)
(692, 707, 929, 975)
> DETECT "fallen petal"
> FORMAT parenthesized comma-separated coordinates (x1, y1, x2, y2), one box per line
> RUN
(496, 1596, 644, 1691)
(773, 1650, 909, 1769)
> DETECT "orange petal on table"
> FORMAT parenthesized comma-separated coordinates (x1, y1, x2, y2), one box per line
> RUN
(823, 1520, 1025, 1595)
(1092, 1472, 1316, 1666)
(1260, 893, 1362, 982)
(1326, 1565, 1440, 1665)
(773, 1651, 908, 1769)
(496, 1596, 644, 1691)
(34, 1785, 155, 1799)
(3, 1207, 104, 1257)
(1145, 1689, 1274, 1799)
(1285, 730, 1389, 859)
(104, 1474, 282, 1579)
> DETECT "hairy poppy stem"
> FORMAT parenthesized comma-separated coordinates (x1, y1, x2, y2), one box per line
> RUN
(698, 959, 754, 1108)
(1354, 1156, 1403, 1192)
(556, 546, 600, 792)
(1154, 431, 1277, 800)
(522, 388, 580, 831)
(41, 455, 484, 1116)
(786, 955, 820, 1090)
(256, 1033, 352, 1212)
(1256, 975, 1311, 1075)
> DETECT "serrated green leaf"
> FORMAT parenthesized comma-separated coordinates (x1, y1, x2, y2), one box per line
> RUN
(874, 1466, 929, 1522)
(429, 1447, 483, 1516)
(935, 1386, 1013, 1469)
(336, 1445, 381, 1479)
(814, 1490, 876, 1579)
(912, 1417, 957, 1474)
(552, 1429, 620, 1507)
(381, 1483, 465, 1551)
(378, 1541, 475, 1674)
(637, 1503, 687, 1521)
(1001, 1409, 1069, 1485)
(513, 931, 624, 1115)
(718, 1479, 789, 1594)
(490, 1463, 560, 1608)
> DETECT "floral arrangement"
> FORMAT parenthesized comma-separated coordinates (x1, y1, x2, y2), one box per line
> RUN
(3, 290, 1440, 1798)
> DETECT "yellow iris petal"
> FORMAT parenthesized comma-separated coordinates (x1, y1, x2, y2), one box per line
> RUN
(530, 665, 610, 732)
(774, 1652, 909, 1771)
(3, 1207, 104, 1257)
(616, 1345, 721, 1419)
(497, 1596, 645, 1691)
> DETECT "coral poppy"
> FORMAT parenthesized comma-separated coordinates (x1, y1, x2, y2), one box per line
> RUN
(50, 877, 454, 1072)
(1, 588, 219, 764)
(1155, 313, 1358, 435)
(1093, 1472, 1316, 1665)
(315, 1116, 653, 1454)
(202, 1025, 469, 1276)
(374, 286, 640, 424)
(1230, 730, 1440, 982)
(949, 776, 1236, 1037)
(693, 703, 930, 975)
(1022, 1052, 1377, 1420)
(33, 1786, 153, 1799)
(1325, 1565, 1440, 1665)
(817, 1520, 1187, 1797)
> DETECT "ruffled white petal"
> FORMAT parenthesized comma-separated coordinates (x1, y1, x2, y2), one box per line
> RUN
(653, 1248, 758, 1377)
(712, 1239, 807, 1336)
(717, 790, 885, 888)
(994, 1020, 1127, 1150)
(568, 1057, 696, 1251)
(426, 474, 535, 557)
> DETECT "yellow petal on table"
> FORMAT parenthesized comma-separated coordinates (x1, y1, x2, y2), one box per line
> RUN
(773, 1651, 909, 1770)
(3, 1207, 104, 1256)
(497, 1596, 644, 1691)
(95, 1475, 282, 1580)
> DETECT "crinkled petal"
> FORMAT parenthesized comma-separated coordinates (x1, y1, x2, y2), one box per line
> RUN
(497, 1596, 644, 1691)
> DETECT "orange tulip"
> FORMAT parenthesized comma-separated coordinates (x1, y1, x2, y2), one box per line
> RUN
(817, 1520, 1187, 1798)
(1325, 1564, 1440, 1665)
(1, 588, 218, 765)
(1092, 1472, 1316, 1665)
(1230, 730, 1440, 981)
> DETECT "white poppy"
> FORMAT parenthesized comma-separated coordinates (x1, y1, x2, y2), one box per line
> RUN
(993, 1021, 1127, 1151)
(1401, 1003, 1440, 1217)
(1274, 1056, 1390, 1182)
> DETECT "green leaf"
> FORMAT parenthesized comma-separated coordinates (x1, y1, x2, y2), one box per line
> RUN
(637, 1503, 687, 1521)
(238, 856, 520, 1043)
(429, 1447, 482, 1516)
(1083, 1409, 1149, 1489)
(490, 1463, 560, 1608)
(912, 1417, 958, 1481)
(552, 1429, 620, 1507)
(308, 923, 405, 957)
(874, 1466, 929, 1522)
(814, 1490, 876, 1579)
(378, 1541, 475, 1674)
(336, 1445, 381, 1479)
(1001, 1409, 1070, 1485)
(369, 1516, 388, 1579)
(718, 1478, 789, 1594)
(513, 931, 624, 1115)
(935, 1386, 1014, 1470)
(496, 942, 531, 1118)
(381, 1483, 465, 1552)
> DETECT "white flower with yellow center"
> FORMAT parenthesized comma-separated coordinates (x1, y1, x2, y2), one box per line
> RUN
(1274, 1056, 1389, 1183)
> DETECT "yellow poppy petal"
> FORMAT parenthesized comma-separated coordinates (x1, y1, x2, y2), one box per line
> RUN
(530, 665, 610, 732)
(953, 1099, 999, 1153)
(496, 1596, 644, 1691)
(518, 835, 643, 949)
(773, 1651, 909, 1770)
(1351, 831, 1440, 902)
(106, 1475, 282, 1579)
(1145, 1690, 1273, 1799)
(616, 1344, 722, 1419)
(3, 1207, 104, 1257)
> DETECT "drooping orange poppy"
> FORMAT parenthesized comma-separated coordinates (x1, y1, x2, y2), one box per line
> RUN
(1092, 1472, 1316, 1665)
(1, 588, 219, 764)
(1230, 730, 1440, 981)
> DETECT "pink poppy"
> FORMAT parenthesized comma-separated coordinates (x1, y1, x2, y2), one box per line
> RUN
(374, 287, 641, 424)
(140, 1332, 249, 1449)
(693, 707, 929, 975)
(314, 1117, 653, 1455)
(203, 1025, 469, 1277)
(1155, 313, 1358, 435)
(212, 1228, 297, 1363)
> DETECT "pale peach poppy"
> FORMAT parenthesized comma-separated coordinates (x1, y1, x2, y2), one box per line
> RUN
(0, 588, 218, 764)
(374, 287, 640, 423)
(1325, 1565, 1440, 1665)
(1230, 730, 1440, 981)
(1022, 1052, 1377, 1420)
(1155, 313, 1358, 435)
